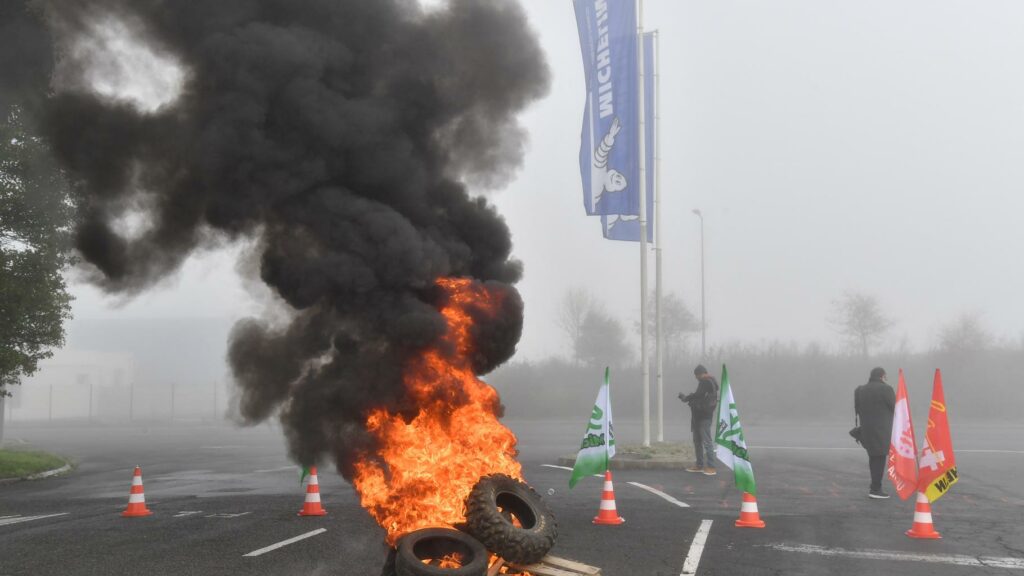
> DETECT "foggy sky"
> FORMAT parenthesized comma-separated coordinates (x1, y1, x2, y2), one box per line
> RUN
(71, 0, 1024, 359)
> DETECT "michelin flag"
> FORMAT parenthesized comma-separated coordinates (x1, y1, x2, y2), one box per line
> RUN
(574, 0, 639, 217)
(715, 365, 757, 495)
(601, 31, 656, 242)
(570, 367, 616, 488)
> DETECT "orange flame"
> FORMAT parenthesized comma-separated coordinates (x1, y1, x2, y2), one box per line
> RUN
(353, 278, 522, 545)
(427, 553, 464, 568)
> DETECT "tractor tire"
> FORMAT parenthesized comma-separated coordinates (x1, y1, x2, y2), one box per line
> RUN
(464, 473, 557, 565)
(394, 528, 489, 576)
(380, 547, 397, 576)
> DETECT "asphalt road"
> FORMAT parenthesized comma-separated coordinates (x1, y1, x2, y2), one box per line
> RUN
(1, 419, 1022, 576)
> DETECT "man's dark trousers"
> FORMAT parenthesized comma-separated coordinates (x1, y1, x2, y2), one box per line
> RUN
(868, 453, 885, 493)
(692, 417, 716, 468)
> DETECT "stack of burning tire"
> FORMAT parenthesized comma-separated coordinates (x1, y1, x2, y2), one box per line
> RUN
(382, 474, 558, 576)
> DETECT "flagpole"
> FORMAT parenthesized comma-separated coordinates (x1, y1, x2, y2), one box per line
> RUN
(636, 0, 650, 447)
(605, 367, 611, 471)
(653, 30, 663, 444)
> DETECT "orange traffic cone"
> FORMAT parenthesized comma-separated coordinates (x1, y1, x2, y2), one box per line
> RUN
(906, 492, 941, 539)
(592, 470, 624, 525)
(298, 466, 327, 516)
(734, 492, 765, 528)
(121, 466, 153, 517)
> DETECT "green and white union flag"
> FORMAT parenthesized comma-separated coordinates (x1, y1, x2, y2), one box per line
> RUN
(714, 365, 757, 495)
(569, 367, 616, 489)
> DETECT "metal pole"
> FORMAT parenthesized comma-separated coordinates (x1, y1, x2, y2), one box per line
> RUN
(129, 357, 135, 422)
(691, 209, 706, 359)
(637, 0, 650, 447)
(702, 217, 706, 358)
(49, 383, 53, 422)
(653, 30, 664, 443)
(699, 213, 706, 358)
(0, 394, 6, 445)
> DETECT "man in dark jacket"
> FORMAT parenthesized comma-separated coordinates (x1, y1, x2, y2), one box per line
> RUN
(854, 367, 895, 498)
(679, 364, 718, 476)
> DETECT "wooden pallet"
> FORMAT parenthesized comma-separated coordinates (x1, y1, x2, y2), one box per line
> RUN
(502, 555, 602, 576)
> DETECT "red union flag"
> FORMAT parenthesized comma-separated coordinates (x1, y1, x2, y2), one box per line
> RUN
(918, 369, 958, 502)
(887, 369, 918, 500)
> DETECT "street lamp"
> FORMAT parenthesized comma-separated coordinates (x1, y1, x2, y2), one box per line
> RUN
(691, 209, 706, 359)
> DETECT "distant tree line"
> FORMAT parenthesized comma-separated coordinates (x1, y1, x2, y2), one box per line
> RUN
(488, 288, 1022, 424)
(489, 339, 1024, 424)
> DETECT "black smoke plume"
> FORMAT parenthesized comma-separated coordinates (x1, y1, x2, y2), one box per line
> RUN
(3, 0, 548, 477)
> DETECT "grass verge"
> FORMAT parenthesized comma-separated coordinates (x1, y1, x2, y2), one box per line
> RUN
(0, 449, 67, 479)
(618, 441, 695, 460)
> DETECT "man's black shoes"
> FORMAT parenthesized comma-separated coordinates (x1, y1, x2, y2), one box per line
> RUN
(868, 490, 890, 499)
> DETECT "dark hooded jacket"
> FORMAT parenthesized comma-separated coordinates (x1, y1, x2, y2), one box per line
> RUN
(854, 376, 895, 455)
(684, 375, 718, 421)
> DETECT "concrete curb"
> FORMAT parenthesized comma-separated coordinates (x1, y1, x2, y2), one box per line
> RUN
(27, 463, 72, 480)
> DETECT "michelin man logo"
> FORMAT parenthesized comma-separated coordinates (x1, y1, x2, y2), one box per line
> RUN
(605, 214, 638, 236)
(592, 116, 628, 211)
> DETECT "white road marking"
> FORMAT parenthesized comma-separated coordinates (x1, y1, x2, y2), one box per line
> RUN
(253, 466, 296, 474)
(540, 464, 602, 477)
(174, 511, 203, 518)
(243, 528, 327, 557)
(766, 543, 1024, 570)
(0, 513, 69, 527)
(750, 445, 1024, 455)
(680, 519, 713, 575)
(206, 512, 252, 518)
(200, 445, 245, 450)
(627, 482, 690, 508)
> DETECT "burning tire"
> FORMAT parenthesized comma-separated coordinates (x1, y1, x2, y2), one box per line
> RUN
(394, 528, 489, 576)
(464, 474, 557, 565)
(380, 547, 397, 576)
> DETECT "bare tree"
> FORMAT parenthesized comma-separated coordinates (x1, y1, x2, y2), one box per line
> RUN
(636, 292, 700, 364)
(937, 313, 992, 354)
(828, 292, 894, 357)
(555, 287, 595, 364)
(577, 308, 631, 368)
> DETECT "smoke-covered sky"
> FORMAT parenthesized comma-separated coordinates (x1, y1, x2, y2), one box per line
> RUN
(5, 0, 552, 472)
(68, 0, 1024, 359)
